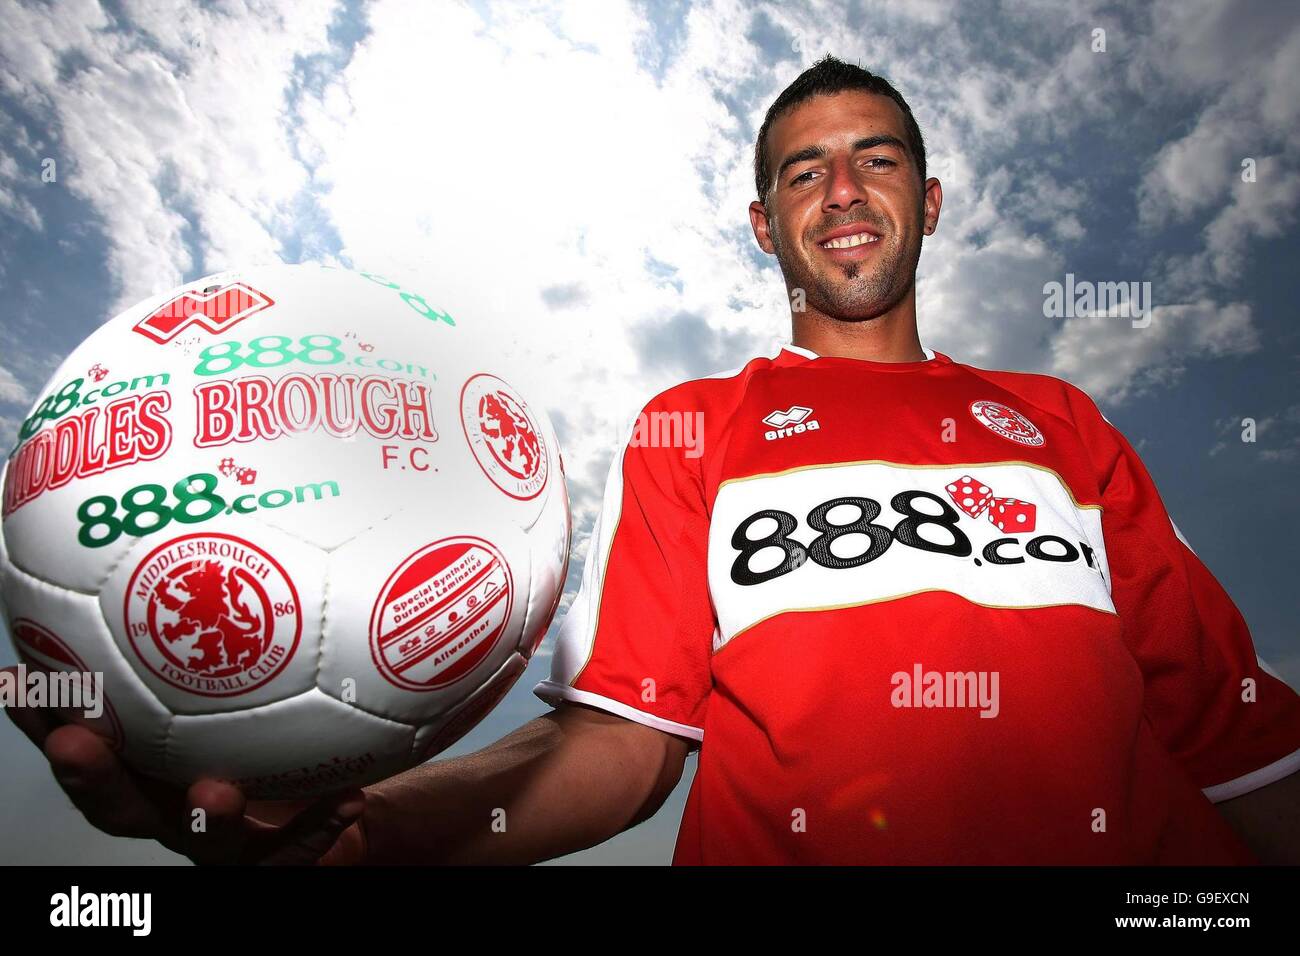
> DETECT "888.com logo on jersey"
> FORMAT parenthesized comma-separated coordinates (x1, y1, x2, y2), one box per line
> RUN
(707, 461, 1114, 644)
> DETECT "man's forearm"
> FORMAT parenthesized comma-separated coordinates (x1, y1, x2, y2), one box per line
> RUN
(1215, 769, 1300, 864)
(355, 708, 678, 864)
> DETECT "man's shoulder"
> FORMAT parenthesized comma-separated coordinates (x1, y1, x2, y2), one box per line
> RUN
(636, 345, 791, 413)
(950, 356, 1106, 428)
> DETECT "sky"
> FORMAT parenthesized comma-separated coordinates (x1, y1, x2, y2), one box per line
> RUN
(0, 0, 1298, 865)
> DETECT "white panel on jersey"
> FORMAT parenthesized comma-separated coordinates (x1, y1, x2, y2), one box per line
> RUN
(1257, 655, 1291, 687)
(539, 352, 770, 693)
(709, 461, 1113, 649)
(540, 417, 637, 689)
(1170, 518, 1197, 555)
(1202, 745, 1300, 804)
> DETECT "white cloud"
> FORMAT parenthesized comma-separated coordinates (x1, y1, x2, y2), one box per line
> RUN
(0, 362, 28, 404)
(1133, 0, 1300, 296)
(1048, 300, 1258, 403)
(1, 0, 339, 312)
(0, 132, 43, 230)
(295, 0, 789, 520)
(0, 183, 41, 230)
(1220, 405, 1300, 464)
(919, 228, 1065, 372)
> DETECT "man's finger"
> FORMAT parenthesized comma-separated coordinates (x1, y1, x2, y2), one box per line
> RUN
(254, 790, 366, 866)
(44, 724, 179, 839)
(318, 820, 367, 866)
(182, 778, 250, 865)
(0, 665, 62, 748)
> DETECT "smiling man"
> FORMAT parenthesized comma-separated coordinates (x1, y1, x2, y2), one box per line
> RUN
(9, 55, 1300, 866)
(534, 54, 1300, 864)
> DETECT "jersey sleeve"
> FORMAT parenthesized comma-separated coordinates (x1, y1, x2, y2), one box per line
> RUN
(1068, 387, 1300, 801)
(533, 395, 714, 744)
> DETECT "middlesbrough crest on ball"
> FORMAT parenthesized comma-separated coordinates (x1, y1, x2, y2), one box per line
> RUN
(460, 373, 548, 500)
(124, 533, 302, 697)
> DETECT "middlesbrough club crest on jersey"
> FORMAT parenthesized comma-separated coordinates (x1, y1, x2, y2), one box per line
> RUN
(969, 400, 1045, 447)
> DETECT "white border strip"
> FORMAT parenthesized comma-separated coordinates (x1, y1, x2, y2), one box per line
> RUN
(1256, 654, 1296, 690)
(781, 342, 936, 362)
(550, 354, 770, 687)
(1202, 745, 1300, 803)
(533, 680, 704, 742)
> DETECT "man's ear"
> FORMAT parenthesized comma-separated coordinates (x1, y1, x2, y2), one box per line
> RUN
(922, 177, 943, 236)
(749, 199, 776, 255)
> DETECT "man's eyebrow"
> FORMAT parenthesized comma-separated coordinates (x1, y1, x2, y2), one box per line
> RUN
(775, 135, 910, 183)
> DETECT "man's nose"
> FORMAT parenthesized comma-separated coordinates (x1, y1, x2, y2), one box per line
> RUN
(822, 157, 870, 211)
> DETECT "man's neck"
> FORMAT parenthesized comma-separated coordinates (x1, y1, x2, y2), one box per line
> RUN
(791, 290, 925, 362)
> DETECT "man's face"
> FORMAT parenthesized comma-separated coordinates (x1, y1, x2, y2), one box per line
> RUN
(751, 90, 939, 322)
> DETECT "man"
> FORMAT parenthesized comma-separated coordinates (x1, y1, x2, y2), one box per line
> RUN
(7, 55, 1300, 865)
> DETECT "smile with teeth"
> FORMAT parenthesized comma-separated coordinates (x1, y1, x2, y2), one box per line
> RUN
(820, 231, 880, 249)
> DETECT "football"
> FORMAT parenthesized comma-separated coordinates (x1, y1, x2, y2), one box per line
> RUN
(0, 262, 570, 798)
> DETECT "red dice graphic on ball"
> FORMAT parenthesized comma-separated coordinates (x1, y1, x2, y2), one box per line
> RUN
(945, 475, 993, 517)
(988, 497, 1036, 533)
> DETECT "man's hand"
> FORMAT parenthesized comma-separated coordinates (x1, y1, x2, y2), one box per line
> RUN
(2, 665, 366, 865)
(355, 701, 691, 864)
(4, 663, 690, 865)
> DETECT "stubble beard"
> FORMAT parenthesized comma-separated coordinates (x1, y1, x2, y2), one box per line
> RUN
(771, 212, 920, 323)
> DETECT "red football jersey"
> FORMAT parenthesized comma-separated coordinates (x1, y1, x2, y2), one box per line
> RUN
(534, 343, 1300, 864)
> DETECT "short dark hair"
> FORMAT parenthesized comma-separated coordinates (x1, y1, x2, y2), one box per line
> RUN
(754, 55, 927, 205)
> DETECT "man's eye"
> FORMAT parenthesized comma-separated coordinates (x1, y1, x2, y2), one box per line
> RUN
(791, 158, 895, 186)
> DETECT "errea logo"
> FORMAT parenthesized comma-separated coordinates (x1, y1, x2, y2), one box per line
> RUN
(132, 282, 274, 344)
(763, 405, 820, 441)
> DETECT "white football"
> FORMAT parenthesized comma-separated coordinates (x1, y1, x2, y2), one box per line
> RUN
(0, 262, 570, 798)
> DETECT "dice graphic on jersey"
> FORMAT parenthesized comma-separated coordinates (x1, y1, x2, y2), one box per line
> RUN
(988, 497, 1036, 533)
(945, 475, 993, 517)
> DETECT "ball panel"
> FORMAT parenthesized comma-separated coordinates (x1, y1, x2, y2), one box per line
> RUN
(1, 558, 171, 774)
(413, 652, 527, 762)
(317, 505, 531, 726)
(166, 688, 416, 799)
(97, 519, 326, 714)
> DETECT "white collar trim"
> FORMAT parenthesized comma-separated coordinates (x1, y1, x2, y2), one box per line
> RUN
(783, 342, 936, 362)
